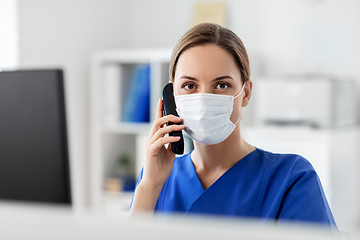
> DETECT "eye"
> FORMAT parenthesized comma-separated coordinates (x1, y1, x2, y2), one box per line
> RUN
(215, 82, 231, 90)
(182, 82, 197, 90)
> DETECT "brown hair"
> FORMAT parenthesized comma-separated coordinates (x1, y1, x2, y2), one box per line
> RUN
(169, 23, 250, 84)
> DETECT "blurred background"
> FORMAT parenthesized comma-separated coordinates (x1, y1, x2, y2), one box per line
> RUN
(1, 0, 360, 236)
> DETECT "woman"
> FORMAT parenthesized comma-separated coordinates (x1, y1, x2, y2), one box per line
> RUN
(130, 23, 336, 226)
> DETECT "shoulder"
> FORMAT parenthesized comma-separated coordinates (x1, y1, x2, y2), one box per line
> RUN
(255, 149, 336, 225)
(256, 148, 314, 175)
(254, 148, 318, 191)
(256, 147, 308, 164)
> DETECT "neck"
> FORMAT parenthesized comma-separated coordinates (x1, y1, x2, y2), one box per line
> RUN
(191, 127, 255, 172)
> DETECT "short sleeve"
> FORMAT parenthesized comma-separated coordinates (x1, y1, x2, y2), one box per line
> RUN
(129, 168, 144, 210)
(277, 157, 336, 226)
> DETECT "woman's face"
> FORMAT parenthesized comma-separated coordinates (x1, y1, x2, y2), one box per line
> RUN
(173, 43, 248, 124)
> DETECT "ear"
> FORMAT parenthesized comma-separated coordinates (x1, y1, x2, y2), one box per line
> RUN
(241, 80, 253, 107)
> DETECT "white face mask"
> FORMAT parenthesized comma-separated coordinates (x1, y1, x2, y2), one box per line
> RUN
(175, 84, 245, 145)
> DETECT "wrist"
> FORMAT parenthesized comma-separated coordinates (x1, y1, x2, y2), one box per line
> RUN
(130, 180, 164, 213)
(137, 179, 164, 197)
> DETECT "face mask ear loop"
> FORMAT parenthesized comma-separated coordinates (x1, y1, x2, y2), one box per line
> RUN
(234, 82, 246, 99)
(233, 82, 246, 125)
(234, 114, 241, 125)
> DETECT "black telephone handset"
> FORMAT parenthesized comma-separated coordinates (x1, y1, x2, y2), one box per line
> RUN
(162, 83, 184, 155)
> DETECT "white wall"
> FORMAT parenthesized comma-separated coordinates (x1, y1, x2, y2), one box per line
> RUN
(117, 0, 360, 125)
(18, 0, 128, 212)
(121, 0, 360, 78)
(18, 0, 360, 213)
(0, 0, 18, 68)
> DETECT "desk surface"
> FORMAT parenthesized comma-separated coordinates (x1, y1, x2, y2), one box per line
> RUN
(0, 201, 348, 240)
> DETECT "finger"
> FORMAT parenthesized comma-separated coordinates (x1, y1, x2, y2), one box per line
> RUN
(148, 99, 164, 137)
(148, 136, 181, 156)
(156, 99, 164, 119)
(148, 124, 185, 145)
(158, 114, 183, 126)
(149, 114, 183, 138)
(148, 123, 185, 145)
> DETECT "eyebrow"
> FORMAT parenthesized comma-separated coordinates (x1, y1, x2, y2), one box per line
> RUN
(179, 75, 234, 82)
(179, 75, 198, 81)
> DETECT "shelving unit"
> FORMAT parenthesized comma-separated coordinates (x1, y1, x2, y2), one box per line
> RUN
(89, 48, 173, 213)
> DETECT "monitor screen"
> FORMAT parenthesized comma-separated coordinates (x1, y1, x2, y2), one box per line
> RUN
(0, 69, 71, 205)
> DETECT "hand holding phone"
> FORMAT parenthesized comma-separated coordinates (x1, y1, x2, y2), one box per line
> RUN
(162, 83, 184, 155)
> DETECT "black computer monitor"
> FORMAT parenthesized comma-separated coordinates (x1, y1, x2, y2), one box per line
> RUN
(0, 69, 71, 205)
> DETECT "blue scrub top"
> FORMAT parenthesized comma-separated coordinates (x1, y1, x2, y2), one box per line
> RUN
(133, 148, 336, 226)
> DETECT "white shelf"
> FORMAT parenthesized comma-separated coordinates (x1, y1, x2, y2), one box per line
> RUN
(89, 48, 172, 213)
(102, 122, 151, 134)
